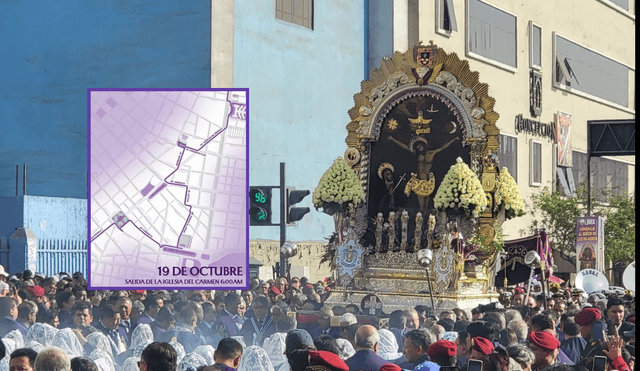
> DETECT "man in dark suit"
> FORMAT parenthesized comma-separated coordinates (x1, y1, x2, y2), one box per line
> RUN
(116, 296, 134, 347)
(95, 304, 128, 356)
(306, 307, 341, 340)
(0, 297, 24, 337)
(239, 296, 277, 346)
(156, 305, 205, 353)
(346, 325, 388, 371)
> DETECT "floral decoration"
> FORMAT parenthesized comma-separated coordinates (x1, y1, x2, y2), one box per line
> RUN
(313, 157, 364, 209)
(433, 157, 488, 218)
(494, 167, 525, 220)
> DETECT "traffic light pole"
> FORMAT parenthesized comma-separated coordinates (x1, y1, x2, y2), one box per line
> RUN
(279, 162, 287, 277)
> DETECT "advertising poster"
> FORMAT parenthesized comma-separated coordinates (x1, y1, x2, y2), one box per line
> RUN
(556, 111, 573, 167)
(576, 216, 605, 272)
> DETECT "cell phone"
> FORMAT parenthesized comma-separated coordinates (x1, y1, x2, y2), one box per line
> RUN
(440, 367, 460, 371)
(592, 356, 607, 371)
(468, 360, 483, 371)
(592, 321, 607, 341)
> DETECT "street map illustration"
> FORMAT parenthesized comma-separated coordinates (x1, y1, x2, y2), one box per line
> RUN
(88, 89, 248, 289)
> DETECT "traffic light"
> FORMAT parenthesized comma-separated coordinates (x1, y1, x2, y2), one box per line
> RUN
(286, 187, 310, 225)
(249, 187, 272, 225)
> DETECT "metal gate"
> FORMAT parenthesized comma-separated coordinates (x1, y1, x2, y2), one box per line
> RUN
(37, 239, 87, 278)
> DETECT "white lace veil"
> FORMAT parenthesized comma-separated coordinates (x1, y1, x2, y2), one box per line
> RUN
(238, 345, 275, 371)
(335, 338, 356, 360)
(52, 328, 84, 358)
(263, 332, 287, 368)
(192, 344, 216, 365)
(25, 322, 58, 346)
(178, 353, 208, 371)
(377, 329, 403, 361)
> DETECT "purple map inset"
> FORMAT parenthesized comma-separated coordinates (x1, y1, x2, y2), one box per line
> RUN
(88, 89, 248, 290)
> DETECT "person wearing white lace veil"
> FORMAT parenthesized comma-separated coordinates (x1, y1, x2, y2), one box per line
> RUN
(170, 340, 187, 364)
(0, 339, 17, 371)
(2, 339, 17, 358)
(133, 339, 153, 358)
(377, 329, 403, 361)
(192, 344, 216, 365)
(178, 352, 208, 371)
(25, 322, 58, 347)
(120, 356, 140, 371)
(232, 335, 247, 349)
(129, 323, 154, 351)
(3, 329, 24, 349)
(335, 338, 356, 360)
(92, 356, 116, 371)
(238, 345, 275, 371)
(263, 332, 287, 370)
(52, 328, 85, 358)
(25, 340, 45, 352)
(85, 332, 115, 362)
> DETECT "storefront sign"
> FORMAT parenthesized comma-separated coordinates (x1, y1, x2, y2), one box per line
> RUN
(530, 70, 542, 117)
(576, 216, 605, 273)
(514, 114, 555, 141)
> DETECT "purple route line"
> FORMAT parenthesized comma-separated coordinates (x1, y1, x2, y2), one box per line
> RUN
(92, 94, 238, 251)
(90, 222, 116, 242)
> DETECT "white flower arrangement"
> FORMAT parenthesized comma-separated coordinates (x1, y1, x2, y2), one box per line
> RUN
(312, 157, 365, 209)
(433, 157, 488, 218)
(494, 167, 525, 220)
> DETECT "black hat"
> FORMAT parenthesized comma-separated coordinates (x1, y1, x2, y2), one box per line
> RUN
(285, 329, 314, 354)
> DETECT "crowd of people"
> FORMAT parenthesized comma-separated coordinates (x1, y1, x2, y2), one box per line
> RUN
(0, 266, 634, 371)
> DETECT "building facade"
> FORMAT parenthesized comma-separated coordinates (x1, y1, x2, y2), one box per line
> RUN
(239, 1, 635, 281)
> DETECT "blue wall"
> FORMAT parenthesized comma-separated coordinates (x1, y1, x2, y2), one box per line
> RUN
(0, 1, 211, 199)
(0, 196, 86, 241)
(236, 1, 366, 241)
(0, 198, 24, 240)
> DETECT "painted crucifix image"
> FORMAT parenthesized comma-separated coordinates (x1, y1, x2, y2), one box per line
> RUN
(387, 134, 459, 212)
(363, 91, 470, 248)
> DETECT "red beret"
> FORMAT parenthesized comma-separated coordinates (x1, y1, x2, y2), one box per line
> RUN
(308, 350, 349, 371)
(527, 331, 561, 350)
(471, 337, 494, 355)
(428, 339, 457, 358)
(131, 290, 145, 294)
(379, 364, 402, 371)
(270, 286, 281, 295)
(514, 287, 525, 294)
(575, 307, 602, 326)
(26, 285, 44, 297)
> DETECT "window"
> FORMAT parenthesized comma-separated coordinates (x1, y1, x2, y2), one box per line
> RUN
(436, 0, 458, 35)
(467, 0, 517, 70)
(529, 22, 542, 69)
(553, 33, 633, 109)
(601, 0, 629, 11)
(499, 134, 517, 182)
(276, 0, 313, 29)
(529, 140, 542, 186)
(572, 151, 631, 198)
